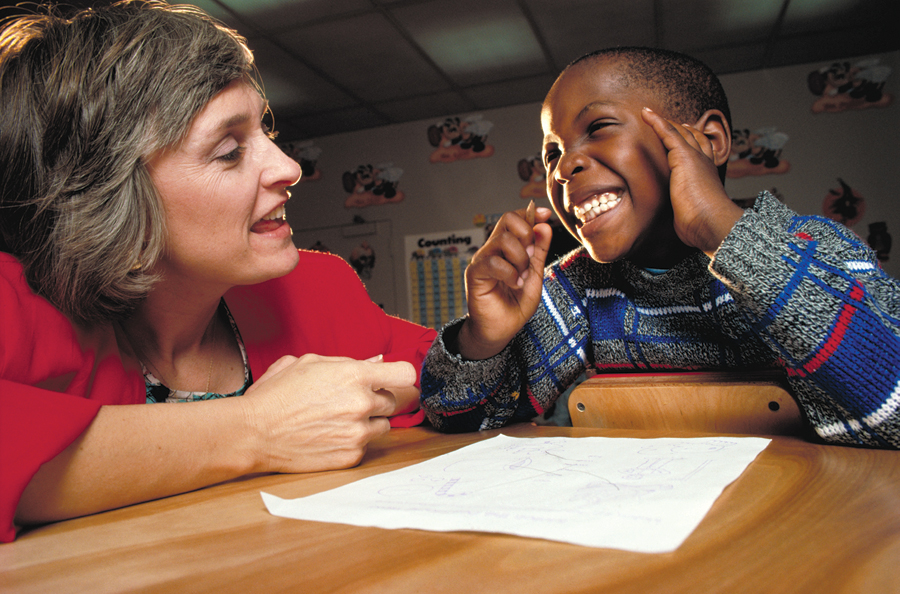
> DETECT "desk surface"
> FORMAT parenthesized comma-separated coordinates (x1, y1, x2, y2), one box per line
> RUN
(2, 425, 898, 594)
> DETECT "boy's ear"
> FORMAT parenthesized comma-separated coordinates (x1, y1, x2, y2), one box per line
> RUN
(693, 110, 731, 167)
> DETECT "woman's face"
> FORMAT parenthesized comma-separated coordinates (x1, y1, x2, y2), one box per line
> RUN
(147, 80, 302, 292)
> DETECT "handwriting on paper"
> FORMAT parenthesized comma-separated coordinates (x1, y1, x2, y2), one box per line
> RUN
(263, 434, 770, 552)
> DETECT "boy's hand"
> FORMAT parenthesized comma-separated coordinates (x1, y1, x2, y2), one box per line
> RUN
(641, 107, 743, 256)
(456, 202, 553, 360)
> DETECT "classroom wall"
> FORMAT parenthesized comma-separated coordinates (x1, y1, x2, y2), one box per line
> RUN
(283, 50, 899, 325)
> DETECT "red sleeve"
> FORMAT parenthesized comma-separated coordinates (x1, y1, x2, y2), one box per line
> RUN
(226, 250, 437, 427)
(0, 383, 101, 542)
(0, 254, 142, 543)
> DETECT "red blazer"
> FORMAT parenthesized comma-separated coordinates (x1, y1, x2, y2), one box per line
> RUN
(0, 250, 437, 542)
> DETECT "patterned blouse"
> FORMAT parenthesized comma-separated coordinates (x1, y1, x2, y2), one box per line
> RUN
(144, 302, 251, 403)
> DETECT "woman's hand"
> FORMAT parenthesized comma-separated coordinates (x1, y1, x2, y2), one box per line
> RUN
(456, 203, 553, 360)
(641, 107, 743, 257)
(241, 354, 417, 473)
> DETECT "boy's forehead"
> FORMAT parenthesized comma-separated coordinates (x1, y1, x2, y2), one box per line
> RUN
(542, 59, 658, 128)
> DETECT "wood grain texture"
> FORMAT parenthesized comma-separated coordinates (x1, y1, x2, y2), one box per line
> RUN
(1, 425, 897, 594)
(569, 371, 806, 436)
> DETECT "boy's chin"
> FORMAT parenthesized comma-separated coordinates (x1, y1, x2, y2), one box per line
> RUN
(584, 243, 627, 264)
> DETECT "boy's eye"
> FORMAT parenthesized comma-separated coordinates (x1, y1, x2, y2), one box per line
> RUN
(587, 120, 611, 135)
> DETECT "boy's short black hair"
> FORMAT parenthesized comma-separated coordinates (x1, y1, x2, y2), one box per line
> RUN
(568, 46, 732, 130)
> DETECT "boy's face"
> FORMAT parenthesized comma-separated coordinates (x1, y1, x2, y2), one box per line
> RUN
(541, 59, 680, 267)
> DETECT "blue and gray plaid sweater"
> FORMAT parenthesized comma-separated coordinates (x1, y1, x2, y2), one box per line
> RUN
(421, 193, 900, 448)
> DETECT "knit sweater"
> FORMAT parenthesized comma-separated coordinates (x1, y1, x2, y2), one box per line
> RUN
(420, 193, 900, 448)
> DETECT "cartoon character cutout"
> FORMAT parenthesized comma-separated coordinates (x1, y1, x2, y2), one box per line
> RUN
(808, 58, 893, 114)
(727, 127, 791, 178)
(349, 241, 376, 280)
(517, 154, 547, 200)
(279, 140, 322, 181)
(823, 178, 865, 227)
(427, 115, 495, 163)
(342, 163, 405, 208)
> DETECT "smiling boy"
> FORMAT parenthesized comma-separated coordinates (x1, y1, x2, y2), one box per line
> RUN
(420, 47, 900, 448)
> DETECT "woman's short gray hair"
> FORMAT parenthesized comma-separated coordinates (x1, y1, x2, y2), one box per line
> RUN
(0, 0, 257, 324)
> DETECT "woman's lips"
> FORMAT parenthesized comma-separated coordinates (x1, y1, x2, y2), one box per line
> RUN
(251, 204, 286, 233)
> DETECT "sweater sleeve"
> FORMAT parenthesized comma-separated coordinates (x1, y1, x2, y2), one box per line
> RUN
(421, 261, 591, 432)
(710, 193, 900, 448)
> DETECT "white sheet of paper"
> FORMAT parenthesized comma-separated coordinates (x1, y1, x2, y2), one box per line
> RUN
(262, 434, 770, 552)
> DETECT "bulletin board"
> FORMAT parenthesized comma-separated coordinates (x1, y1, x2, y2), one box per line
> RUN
(404, 228, 485, 330)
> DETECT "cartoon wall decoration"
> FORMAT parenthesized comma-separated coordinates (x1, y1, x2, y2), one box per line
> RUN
(727, 127, 791, 178)
(822, 178, 865, 227)
(517, 154, 546, 200)
(868, 222, 892, 262)
(342, 163, 405, 208)
(349, 241, 376, 280)
(279, 140, 322, 181)
(427, 115, 495, 163)
(808, 58, 893, 114)
(404, 229, 483, 329)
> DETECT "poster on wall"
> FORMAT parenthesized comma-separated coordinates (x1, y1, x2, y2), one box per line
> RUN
(342, 163, 406, 208)
(426, 115, 495, 163)
(807, 58, 893, 114)
(405, 228, 485, 329)
(727, 127, 790, 178)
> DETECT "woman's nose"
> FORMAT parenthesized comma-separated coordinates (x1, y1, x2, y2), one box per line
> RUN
(264, 140, 303, 188)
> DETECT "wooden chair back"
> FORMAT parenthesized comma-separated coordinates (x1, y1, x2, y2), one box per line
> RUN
(567, 370, 804, 436)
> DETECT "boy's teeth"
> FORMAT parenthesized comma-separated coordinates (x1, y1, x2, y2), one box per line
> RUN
(573, 192, 622, 223)
(262, 205, 285, 221)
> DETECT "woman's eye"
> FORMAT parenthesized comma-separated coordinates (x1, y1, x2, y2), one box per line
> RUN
(217, 146, 246, 163)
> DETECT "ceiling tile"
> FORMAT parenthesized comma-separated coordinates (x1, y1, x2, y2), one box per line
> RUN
(781, 0, 894, 34)
(690, 43, 768, 75)
(0, 0, 895, 142)
(185, 0, 243, 29)
(767, 26, 899, 69)
(659, 0, 783, 51)
(465, 74, 559, 110)
(250, 38, 358, 114)
(393, 0, 550, 86)
(287, 106, 392, 139)
(218, 0, 371, 31)
(522, 0, 657, 68)
(275, 11, 450, 102)
(376, 92, 476, 124)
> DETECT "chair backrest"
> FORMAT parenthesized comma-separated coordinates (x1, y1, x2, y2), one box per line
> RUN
(567, 370, 804, 436)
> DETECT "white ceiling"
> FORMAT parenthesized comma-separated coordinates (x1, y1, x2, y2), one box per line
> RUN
(2, 0, 897, 141)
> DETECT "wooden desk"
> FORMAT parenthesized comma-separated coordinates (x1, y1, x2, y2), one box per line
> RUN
(1, 425, 898, 594)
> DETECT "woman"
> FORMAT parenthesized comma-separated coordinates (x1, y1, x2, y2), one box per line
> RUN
(0, 0, 436, 542)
